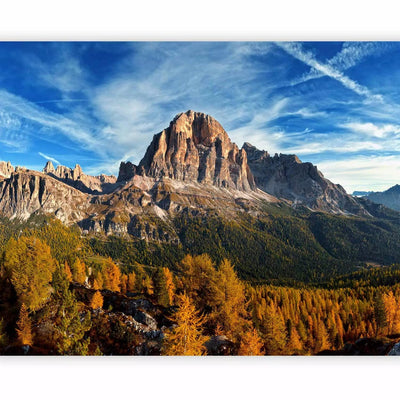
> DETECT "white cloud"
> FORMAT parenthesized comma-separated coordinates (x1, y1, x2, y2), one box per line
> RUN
(286, 139, 383, 156)
(289, 42, 392, 88)
(0, 90, 106, 156)
(341, 122, 400, 138)
(38, 152, 60, 165)
(276, 42, 383, 102)
(317, 155, 400, 193)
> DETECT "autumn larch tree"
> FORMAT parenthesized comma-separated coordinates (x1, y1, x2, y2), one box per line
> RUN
(177, 254, 219, 312)
(90, 290, 104, 310)
(163, 268, 175, 306)
(383, 291, 400, 335)
(154, 267, 171, 307)
(3, 236, 56, 311)
(162, 293, 208, 356)
(102, 258, 121, 292)
(16, 303, 33, 347)
(211, 259, 249, 341)
(71, 258, 86, 285)
(261, 303, 287, 355)
(52, 266, 91, 355)
(126, 272, 136, 293)
(238, 328, 264, 356)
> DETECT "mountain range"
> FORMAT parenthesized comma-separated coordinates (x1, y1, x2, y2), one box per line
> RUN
(0, 110, 374, 235)
(2, 110, 400, 283)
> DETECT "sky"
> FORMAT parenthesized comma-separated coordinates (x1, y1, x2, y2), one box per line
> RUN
(0, 41, 400, 193)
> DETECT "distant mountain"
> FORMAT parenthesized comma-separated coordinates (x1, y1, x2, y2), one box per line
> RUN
(363, 185, 400, 212)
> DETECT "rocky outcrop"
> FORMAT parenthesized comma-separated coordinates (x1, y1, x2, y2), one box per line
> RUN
(138, 110, 256, 191)
(0, 161, 14, 178)
(0, 169, 89, 223)
(117, 161, 139, 182)
(43, 162, 117, 194)
(243, 142, 368, 215)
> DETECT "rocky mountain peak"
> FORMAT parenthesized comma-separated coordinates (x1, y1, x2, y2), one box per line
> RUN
(245, 143, 367, 215)
(43, 161, 55, 174)
(137, 111, 256, 191)
(0, 161, 14, 178)
(42, 162, 117, 194)
(171, 110, 230, 147)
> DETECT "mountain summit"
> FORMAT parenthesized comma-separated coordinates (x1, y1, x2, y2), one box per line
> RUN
(138, 110, 256, 191)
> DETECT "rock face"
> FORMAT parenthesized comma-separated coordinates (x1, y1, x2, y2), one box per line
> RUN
(117, 161, 138, 182)
(243, 142, 367, 215)
(0, 169, 89, 222)
(0, 161, 14, 178)
(363, 184, 400, 212)
(43, 161, 117, 194)
(138, 110, 256, 191)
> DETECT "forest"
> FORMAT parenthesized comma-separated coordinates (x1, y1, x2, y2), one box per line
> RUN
(1, 215, 400, 355)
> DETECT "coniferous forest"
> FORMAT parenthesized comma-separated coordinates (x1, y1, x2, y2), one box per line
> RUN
(1, 214, 400, 356)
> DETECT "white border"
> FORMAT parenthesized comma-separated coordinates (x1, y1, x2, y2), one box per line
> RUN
(1, 1, 400, 399)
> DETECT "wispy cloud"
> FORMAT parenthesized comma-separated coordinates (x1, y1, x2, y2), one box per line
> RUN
(38, 152, 60, 165)
(276, 42, 383, 102)
(291, 42, 392, 86)
(341, 122, 400, 138)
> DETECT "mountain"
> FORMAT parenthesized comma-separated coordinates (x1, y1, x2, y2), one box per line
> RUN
(3, 111, 400, 284)
(43, 161, 118, 194)
(362, 185, 400, 212)
(353, 190, 372, 197)
(243, 143, 367, 215)
(0, 110, 377, 238)
(137, 110, 256, 191)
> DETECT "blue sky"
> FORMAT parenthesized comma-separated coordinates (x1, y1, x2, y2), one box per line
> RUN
(1, 41, 400, 192)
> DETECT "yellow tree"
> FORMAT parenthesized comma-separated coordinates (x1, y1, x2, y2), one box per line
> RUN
(16, 303, 33, 346)
(211, 259, 248, 340)
(102, 258, 121, 292)
(162, 293, 208, 356)
(383, 291, 400, 335)
(71, 258, 86, 284)
(238, 328, 264, 356)
(3, 236, 56, 311)
(178, 254, 219, 311)
(163, 267, 175, 306)
(127, 272, 136, 292)
(314, 319, 330, 353)
(90, 291, 104, 310)
(64, 262, 73, 282)
(261, 303, 287, 355)
(287, 327, 303, 354)
(120, 274, 128, 293)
